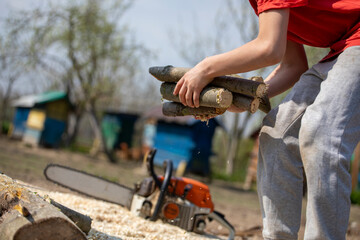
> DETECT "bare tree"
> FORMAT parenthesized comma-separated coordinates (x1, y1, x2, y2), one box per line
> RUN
(0, 32, 28, 133)
(6, 0, 151, 162)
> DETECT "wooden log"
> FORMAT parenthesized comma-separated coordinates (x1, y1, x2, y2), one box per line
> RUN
(160, 82, 233, 108)
(149, 65, 267, 98)
(232, 93, 259, 113)
(0, 174, 87, 240)
(212, 75, 267, 99)
(250, 76, 271, 113)
(49, 199, 92, 234)
(162, 102, 226, 117)
(149, 65, 186, 82)
(258, 97, 272, 114)
(160, 81, 260, 113)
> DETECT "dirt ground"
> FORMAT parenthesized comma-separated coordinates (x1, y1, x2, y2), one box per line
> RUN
(1, 136, 360, 239)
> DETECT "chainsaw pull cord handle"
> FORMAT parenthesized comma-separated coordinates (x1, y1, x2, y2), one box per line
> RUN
(150, 159, 173, 221)
(146, 148, 162, 189)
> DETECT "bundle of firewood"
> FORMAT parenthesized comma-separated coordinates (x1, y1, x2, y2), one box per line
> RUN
(149, 65, 271, 118)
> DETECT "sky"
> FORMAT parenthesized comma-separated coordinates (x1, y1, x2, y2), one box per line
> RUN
(124, 0, 225, 67)
(0, 0, 228, 67)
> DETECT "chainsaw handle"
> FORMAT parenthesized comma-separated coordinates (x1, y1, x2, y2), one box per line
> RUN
(150, 159, 173, 221)
(146, 148, 162, 188)
(208, 211, 235, 240)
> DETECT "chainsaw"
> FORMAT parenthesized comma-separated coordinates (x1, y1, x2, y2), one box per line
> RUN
(44, 149, 235, 240)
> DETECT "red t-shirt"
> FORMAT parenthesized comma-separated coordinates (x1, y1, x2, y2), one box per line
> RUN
(249, 0, 360, 61)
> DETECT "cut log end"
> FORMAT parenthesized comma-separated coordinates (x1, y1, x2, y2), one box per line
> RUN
(255, 84, 268, 98)
(232, 94, 260, 114)
(160, 82, 233, 108)
(216, 88, 233, 108)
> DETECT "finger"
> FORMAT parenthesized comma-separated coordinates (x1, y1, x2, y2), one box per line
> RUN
(185, 88, 194, 107)
(193, 90, 200, 108)
(178, 85, 187, 106)
(173, 78, 184, 95)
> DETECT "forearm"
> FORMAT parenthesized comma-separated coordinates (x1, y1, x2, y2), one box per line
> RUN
(173, 9, 291, 109)
(228, 40, 308, 113)
(265, 41, 308, 98)
(197, 10, 289, 79)
(265, 65, 300, 98)
(199, 39, 282, 78)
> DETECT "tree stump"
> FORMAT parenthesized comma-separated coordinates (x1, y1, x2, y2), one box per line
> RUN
(0, 173, 87, 240)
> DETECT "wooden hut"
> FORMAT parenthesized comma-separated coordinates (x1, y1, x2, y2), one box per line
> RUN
(10, 95, 37, 139)
(101, 111, 140, 158)
(11, 91, 71, 147)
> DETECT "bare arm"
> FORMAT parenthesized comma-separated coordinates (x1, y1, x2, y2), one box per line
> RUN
(227, 40, 308, 113)
(265, 40, 308, 98)
(174, 8, 290, 108)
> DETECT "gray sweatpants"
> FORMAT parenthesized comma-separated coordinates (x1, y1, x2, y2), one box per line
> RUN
(258, 46, 360, 240)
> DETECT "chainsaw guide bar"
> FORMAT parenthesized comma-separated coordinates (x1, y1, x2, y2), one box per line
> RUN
(44, 164, 134, 209)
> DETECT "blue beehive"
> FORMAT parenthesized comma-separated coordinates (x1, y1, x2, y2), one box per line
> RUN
(11, 91, 71, 147)
(11, 107, 31, 139)
(101, 111, 139, 151)
(144, 106, 222, 176)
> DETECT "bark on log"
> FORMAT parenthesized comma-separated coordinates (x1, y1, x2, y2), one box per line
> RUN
(212, 75, 267, 98)
(232, 93, 260, 113)
(162, 102, 226, 117)
(0, 174, 87, 240)
(160, 82, 233, 108)
(149, 65, 267, 98)
(49, 199, 92, 234)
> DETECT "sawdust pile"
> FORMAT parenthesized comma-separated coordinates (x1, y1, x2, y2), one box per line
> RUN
(38, 190, 224, 240)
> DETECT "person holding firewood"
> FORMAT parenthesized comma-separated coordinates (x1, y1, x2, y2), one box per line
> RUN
(173, 1, 360, 239)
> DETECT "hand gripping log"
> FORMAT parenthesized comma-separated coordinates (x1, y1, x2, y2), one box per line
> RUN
(150, 65, 271, 117)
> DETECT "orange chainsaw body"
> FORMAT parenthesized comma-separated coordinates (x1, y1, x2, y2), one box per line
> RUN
(158, 176, 214, 212)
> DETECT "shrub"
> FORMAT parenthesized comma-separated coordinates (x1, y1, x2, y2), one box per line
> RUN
(351, 190, 360, 205)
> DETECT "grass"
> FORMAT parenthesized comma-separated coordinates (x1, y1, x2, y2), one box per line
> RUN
(0, 136, 145, 190)
(211, 136, 255, 183)
(66, 143, 92, 154)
